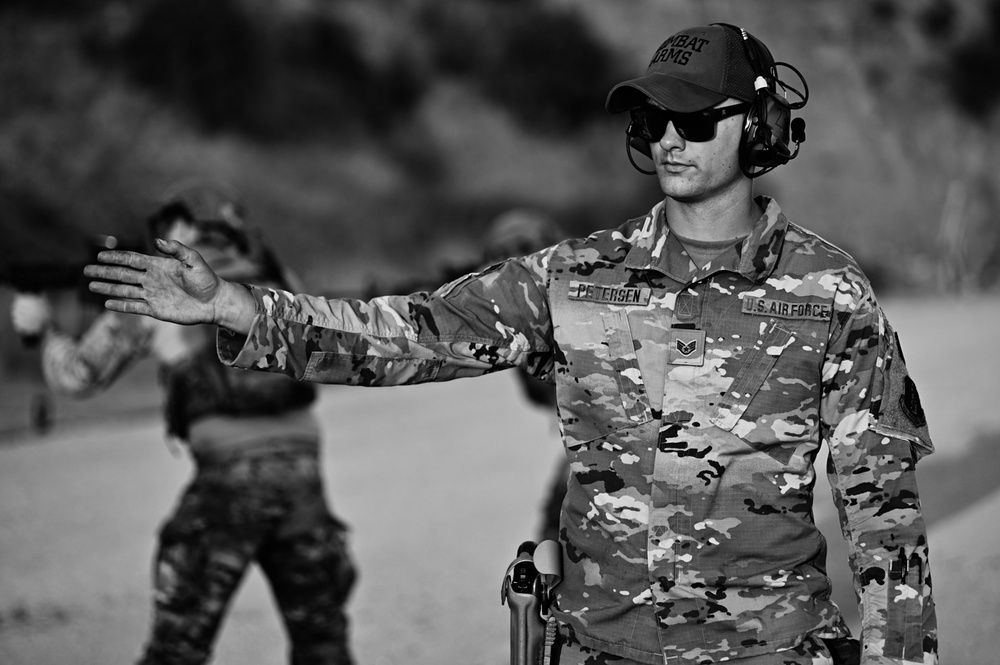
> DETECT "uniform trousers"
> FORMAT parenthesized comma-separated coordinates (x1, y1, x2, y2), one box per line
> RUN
(136, 447, 356, 665)
(551, 626, 838, 665)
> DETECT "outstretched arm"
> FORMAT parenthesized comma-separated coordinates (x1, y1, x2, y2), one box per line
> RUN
(84, 238, 257, 334)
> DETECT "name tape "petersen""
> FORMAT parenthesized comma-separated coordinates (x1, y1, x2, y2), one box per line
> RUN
(569, 281, 651, 306)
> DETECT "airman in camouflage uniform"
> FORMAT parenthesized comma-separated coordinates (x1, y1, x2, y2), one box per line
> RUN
(87, 24, 936, 665)
(17, 184, 356, 665)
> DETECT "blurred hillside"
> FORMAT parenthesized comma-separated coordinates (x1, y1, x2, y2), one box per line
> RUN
(2, 0, 1000, 371)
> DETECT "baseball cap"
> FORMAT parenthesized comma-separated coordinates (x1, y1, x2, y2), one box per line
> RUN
(606, 25, 769, 114)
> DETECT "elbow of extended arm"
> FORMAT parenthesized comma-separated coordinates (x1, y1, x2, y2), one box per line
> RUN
(40, 336, 106, 398)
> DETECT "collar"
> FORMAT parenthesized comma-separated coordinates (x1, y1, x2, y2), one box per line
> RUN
(623, 195, 787, 284)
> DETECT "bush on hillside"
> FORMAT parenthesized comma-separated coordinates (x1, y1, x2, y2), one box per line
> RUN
(0, 0, 104, 17)
(916, 0, 957, 42)
(115, 0, 263, 134)
(859, 0, 1000, 121)
(943, 0, 1000, 120)
(94, 0, 426, 141)
(261, 14, 425, 139)
(485, 8, 623, 132)
(419, 3, 624, 134)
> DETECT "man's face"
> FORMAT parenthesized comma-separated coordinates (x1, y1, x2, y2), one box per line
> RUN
(647, 98, 747, 203)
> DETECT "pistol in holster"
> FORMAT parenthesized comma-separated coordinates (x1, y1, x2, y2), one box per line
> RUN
(501, 539, 562, 665)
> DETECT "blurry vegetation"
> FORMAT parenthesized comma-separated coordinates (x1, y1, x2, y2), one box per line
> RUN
(418, 2, 626, 133)
(0, 0, 640, 371)
(2, 0, 1000, 377)
(68, 0, 623, 142)
(850, 0, 1000, 291)
(941, 0, 1000, 120)
(87, 0, 426, 141)
(862, 0, 1000, 120)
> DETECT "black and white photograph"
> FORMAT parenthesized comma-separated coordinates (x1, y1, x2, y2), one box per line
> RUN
(2, 1, 998, 664)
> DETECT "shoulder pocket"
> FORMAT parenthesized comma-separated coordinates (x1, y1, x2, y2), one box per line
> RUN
(872, 329, 934, 462)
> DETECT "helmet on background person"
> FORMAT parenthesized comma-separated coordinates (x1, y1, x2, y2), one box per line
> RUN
(146, 179, 253, 254)
(145, 179, 297, 288)
(482, 208, 564, 266)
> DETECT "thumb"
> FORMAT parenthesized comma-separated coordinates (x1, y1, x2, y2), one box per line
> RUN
(154, 238, 198, 263)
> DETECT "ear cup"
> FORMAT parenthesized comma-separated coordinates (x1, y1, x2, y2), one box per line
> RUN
(740, 90, 793, 171)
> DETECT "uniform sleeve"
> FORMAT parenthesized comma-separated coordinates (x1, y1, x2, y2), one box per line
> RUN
(217, 253, 555, 386)
(41, 311, 153, 397)
(821, 281, 937, 665)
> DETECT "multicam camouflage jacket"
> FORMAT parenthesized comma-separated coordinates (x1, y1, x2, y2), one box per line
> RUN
(219, 197, 937, 665)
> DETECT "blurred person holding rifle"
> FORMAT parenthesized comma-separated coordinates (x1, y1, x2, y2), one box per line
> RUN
(86, 24, 937, 665)
(12, 181, 357, 665)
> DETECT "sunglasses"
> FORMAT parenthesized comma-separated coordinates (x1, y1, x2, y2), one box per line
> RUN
(628, 102, 751, 143)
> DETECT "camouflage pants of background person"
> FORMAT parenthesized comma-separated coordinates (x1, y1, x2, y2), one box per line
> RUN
(551, 625, 840, 665)
(136, 446, 356, 665)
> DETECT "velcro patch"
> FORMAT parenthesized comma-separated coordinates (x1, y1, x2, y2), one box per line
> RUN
(667, 328, 705, 366)
(900, 375, 927, 428)
(742, 296, 831, 321)
(569, 281, 651, 306)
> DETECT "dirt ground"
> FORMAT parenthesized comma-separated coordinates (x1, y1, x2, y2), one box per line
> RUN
(1, 295, 998, 665)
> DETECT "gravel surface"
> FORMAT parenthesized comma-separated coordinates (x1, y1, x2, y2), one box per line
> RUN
(1, 296, 998, 664)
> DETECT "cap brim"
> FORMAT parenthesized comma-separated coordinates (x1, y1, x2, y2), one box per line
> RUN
(606, 73, 729, 113)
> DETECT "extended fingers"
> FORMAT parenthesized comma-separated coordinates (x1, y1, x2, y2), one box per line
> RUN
(84, 263, 144, 285)
(96, 250, 154, 269)
(88, 281, 145, 300)
(103, 298, 153, 317)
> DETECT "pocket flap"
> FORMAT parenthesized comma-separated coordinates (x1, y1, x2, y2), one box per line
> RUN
(711, 322, 792, 431)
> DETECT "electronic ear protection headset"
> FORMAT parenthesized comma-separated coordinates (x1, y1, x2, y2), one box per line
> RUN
(625, 24, 809, 179)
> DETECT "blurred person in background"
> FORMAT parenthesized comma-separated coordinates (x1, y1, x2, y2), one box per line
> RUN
(11, 182, 356, 665)
(365, 206, 569, 540)
(86, 24, 937, 665)
(482, 208, 568, 543)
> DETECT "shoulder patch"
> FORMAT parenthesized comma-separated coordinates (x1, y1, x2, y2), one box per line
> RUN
(899, 375, 927, 428)
(893, 332, 926, 428)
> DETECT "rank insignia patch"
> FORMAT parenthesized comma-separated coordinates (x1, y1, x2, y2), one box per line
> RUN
(677, 338, 698, 356)
(667, 329, 705, 366)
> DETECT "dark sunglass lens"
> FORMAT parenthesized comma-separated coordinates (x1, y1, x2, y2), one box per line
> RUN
(674, 115, 714, 142)
(632, 108, 667, 142)
(648, 111, 670, 141)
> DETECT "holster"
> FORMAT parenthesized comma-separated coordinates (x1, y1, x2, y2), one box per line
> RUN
(823, 637, 861, 665)
(501, 540, 562, 665)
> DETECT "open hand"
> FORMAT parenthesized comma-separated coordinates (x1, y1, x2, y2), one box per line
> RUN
(84, 238, 223, 326)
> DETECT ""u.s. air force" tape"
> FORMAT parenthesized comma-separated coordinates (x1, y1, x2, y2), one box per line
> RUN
(741, 296, 831, 321)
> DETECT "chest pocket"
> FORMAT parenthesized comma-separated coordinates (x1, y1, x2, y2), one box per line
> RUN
(554, 308, 653, 449)
(710, 322, 792, 430)
(709, 320, 823, 463)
